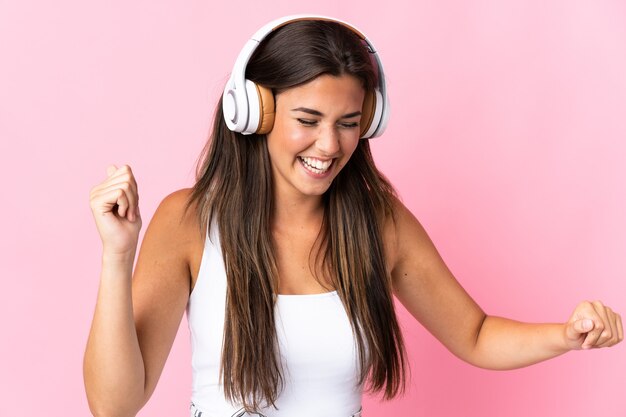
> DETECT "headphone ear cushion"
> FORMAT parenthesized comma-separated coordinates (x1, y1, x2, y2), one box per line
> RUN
(255, 85, 275, 134)
(360, 89, 377, 138)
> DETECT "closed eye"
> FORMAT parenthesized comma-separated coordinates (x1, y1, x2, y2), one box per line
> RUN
(297, 119, 359, 129)
(297, 118, 317, 126)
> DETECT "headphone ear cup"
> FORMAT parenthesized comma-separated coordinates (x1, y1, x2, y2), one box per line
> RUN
(243, 80, 260, 134)
(255, 85, 275, 134)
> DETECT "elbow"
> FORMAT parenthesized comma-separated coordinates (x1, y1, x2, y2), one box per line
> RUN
(86, 398, 141, 417)
(458, 313, 505, 370)
(84, 380, 145, 417)
(461, 314, 529, 371)
(83, 360, 146, 416)
(460, 355, 519, 371)
(458, 312, 488, 367)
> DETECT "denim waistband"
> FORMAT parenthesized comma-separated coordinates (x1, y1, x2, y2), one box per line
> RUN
(190, 402, 363, 417)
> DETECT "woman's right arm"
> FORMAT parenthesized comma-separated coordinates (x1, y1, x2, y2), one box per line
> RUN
(83, 165, 194, 417)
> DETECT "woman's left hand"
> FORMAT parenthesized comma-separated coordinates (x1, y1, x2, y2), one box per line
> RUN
(564, 300, 623, 350)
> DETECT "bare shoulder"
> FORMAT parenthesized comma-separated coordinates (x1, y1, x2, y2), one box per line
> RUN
(152, 187, 200, 233)
(383, 196, 432, 276)
(139, 188, 199, 265)
(134, 189, 197, 288)
(141, 186, 206, 288)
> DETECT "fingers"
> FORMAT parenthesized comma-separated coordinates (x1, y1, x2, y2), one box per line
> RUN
(90, 164, 139, 221)
(94, 181, 138, 218)
(104, 188, 131, 218)
(571, 318, 594, 335)
(103, 165, 138, 195)
(575, 300, 623, 349)
(596, 306, 623, 348)
(581, 300, 607, 348)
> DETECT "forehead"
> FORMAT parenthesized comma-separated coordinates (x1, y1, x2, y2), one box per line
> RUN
(275, 74, 365, 109)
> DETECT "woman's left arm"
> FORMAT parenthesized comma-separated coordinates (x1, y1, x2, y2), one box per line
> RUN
(388, 199, 623, 370)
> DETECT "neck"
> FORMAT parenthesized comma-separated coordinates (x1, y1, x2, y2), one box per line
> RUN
(271, 190, 325, 232)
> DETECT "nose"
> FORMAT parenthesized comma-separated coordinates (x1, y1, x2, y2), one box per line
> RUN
(314, 125, 341, 157)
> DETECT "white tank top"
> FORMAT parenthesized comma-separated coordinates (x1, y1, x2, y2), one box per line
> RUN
(185, 226, 364, 417)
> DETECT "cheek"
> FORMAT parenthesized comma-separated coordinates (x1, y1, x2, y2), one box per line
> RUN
(344, 136, 361, 157)
(271, 120, 309, 146)
(286, 129, 310, 148)
(335, 140, 360, 170)
(267, 126, 312, 166)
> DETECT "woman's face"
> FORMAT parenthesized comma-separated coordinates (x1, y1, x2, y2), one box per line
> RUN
(266, 73, 365, 203)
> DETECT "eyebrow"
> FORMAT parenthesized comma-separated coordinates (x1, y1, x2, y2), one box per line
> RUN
(290, 107, 362, 119)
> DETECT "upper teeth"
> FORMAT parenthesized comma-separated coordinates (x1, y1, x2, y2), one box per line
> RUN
(301, 157, 332, 171)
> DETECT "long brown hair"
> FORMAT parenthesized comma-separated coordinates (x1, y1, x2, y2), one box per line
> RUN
(186, 19, 408, 412)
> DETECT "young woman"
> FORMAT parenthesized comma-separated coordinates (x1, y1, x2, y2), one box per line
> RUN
(83, 15, 623, 417)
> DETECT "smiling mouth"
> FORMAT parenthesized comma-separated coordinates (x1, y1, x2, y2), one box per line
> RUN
(298, 156, 334, 174)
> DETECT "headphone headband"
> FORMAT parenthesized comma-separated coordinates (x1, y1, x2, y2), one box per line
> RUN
(222, 14, 390, 138)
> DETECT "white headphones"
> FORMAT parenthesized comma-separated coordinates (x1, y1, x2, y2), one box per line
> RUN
(222, 14, 390, 139)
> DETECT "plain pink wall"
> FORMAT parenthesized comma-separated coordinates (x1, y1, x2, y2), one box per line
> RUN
(1, 1, 624, 416)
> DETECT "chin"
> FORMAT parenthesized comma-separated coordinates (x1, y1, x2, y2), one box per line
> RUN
(296, 181, 335, 197)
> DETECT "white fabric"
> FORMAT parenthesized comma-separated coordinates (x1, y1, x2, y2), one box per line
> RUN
(186, 226, 364, 417)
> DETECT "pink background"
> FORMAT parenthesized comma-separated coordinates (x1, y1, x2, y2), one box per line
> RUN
(1, 1, 624, 416)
